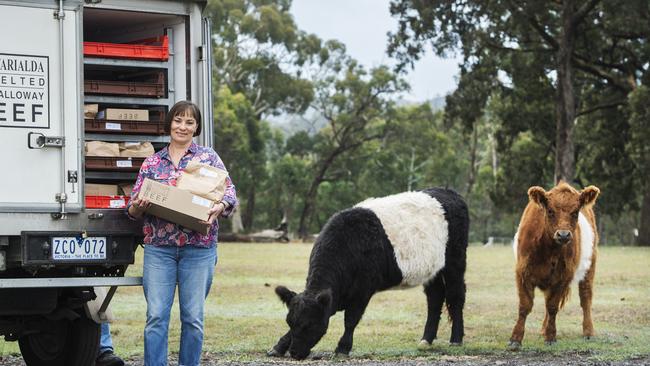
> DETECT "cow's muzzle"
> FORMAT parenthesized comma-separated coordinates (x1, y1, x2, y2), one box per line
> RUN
(553, 230, 572, 245)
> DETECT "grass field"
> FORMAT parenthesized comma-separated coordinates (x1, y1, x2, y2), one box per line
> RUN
(1, 244, 649, 362)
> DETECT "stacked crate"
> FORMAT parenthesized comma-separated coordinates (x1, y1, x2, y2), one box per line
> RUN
(83, 34, 173, 208)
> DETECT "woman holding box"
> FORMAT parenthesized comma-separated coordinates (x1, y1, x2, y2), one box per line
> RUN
(126, 100, 238, 366)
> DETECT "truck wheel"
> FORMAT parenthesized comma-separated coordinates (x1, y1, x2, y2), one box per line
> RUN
(19, 313, 100, 366)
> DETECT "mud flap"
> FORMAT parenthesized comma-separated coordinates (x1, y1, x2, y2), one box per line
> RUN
(84, 286, 115, 324)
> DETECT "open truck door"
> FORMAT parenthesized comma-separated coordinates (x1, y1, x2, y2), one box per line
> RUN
(0, 2, 81, 213)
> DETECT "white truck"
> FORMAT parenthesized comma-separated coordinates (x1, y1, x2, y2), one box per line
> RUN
(0, 1, 213, 364)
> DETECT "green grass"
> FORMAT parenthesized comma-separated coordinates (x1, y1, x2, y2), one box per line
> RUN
(2, 245, 649, 362)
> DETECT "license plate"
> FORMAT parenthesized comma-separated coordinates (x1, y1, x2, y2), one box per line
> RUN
(52, 237, 107, 260)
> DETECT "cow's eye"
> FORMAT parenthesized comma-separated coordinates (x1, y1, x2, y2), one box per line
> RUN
(571, 211, 579, 220)
(547, 208, 555, 218)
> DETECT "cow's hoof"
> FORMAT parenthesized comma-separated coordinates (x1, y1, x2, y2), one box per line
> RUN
(583, 335, 593, 341)
(266, 347, 285, 357)
(310, 352, 326, 360)
(417, 340, 432, 350)
(449, 341, 463, 347)
(507, 341, 521, 351)
(544, 340, 557, 346)
(332, 351, 350, 360)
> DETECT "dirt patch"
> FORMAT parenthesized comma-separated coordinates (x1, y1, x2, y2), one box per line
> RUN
(2, 353, 650, 366)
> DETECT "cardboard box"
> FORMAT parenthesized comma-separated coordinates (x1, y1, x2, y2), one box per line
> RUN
(97, 108, 149, 121)
(139, 178, 214, 235)
(85, 141, 120, 157)
(85, 183, 119, 196)
(176, 162, 228, 202)
(119, 183, 134, 197)
(84, 104, 99, 119)
(119, 142, 155, 157)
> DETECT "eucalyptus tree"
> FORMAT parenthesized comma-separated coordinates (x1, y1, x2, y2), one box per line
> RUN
(628, 86, 650, 245)
(387, 0, 649, 184)
(207, 0, 326, 229)
(296, 56, 409, 238)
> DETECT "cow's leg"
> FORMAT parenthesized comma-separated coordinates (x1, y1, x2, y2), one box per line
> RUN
(542, 285, 569, 345)
(335, 296, 371, 356)
(267, 330, 291, 357)
(508, 274, 534, 350)
(579, 261, 597, 339)
(420, 275, 445, 347)
(443, 265, 466, 345)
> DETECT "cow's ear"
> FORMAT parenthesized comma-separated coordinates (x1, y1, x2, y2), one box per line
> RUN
(316, 288, 332, 310)
(528, 186, 548, 207)
(275, 286, 296, 305)
(580, 185, 600, 207)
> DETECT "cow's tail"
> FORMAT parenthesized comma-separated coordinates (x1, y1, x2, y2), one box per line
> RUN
(559, 286, 571, 309)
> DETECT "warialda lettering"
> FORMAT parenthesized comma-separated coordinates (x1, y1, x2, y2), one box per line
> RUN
(0, 58, 45, 73)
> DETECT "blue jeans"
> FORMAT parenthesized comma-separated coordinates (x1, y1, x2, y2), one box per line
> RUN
(143, 244, 217, 366)
(99, 322, 113, 355)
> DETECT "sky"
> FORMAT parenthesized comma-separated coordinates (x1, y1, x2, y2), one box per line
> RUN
(290, 0, 461, 102)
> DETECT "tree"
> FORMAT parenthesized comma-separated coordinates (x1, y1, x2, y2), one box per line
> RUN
(213, 85, 261, 232)
(387, 0, 648, 184)
(628, 86, 650, 245)
(296, 61, 408, 239)
(360, 104, 443, 193)
(207, 0, 326, 230)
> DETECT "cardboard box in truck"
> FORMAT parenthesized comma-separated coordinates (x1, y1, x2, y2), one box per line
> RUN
(85, 183, 118, 196)
(97, 108, 149, 121)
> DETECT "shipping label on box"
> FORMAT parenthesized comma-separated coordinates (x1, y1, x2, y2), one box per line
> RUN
(139, 178, 213, 235)
(98, 108, 149, 121)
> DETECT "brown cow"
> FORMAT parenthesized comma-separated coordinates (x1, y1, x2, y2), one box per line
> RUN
(508, 182, 600, 350)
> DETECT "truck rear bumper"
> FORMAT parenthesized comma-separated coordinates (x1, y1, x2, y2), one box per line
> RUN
(0, 210, 142, 236)
(0, 276, 142, 288)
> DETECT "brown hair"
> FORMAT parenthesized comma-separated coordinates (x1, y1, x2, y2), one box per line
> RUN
(164, 100, 202, 136)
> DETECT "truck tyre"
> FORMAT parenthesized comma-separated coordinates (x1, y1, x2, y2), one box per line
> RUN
(18, 313, 100, 366)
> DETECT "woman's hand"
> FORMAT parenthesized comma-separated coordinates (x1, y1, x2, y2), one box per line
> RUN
(129, 196, 151, 218)
(203, 201, 228, 224)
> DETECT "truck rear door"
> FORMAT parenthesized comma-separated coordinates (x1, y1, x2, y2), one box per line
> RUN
(0, 1, 82, 212)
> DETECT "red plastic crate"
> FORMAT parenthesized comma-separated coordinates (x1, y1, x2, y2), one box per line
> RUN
(84, 36, 169, 61)
(84, 71, 165, 98)
(85, 195, 130, 209)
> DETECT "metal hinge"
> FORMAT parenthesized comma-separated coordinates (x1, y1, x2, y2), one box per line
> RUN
(55, 193, 68, 204)
(198, 45, 203, 61)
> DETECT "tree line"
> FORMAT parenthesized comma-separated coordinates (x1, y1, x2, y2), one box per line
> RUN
(206, 0, 649, 245)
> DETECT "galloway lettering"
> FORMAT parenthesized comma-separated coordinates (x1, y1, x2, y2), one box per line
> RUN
(0, 90, 45, 100)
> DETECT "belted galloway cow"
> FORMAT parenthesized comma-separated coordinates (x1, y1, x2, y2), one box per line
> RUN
(509, 182, 600, 350)
(268, 188, 469, 359)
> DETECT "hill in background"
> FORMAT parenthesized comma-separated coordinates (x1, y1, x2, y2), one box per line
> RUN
(269, 96, 446, 136)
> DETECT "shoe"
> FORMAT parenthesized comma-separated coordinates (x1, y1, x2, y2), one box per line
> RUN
(96, 351, 125, 366)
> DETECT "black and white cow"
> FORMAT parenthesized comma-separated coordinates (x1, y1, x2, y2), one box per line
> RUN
(268, 188, 469, 360)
